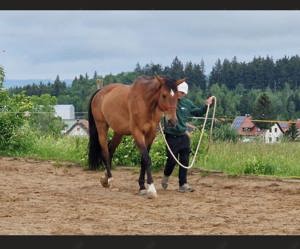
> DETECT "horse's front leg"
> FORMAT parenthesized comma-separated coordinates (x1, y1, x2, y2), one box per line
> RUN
(133, 132, 157, 198)
(137, 144, 152, 195)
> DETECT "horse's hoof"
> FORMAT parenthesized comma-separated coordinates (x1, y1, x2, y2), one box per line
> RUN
(147, 191, 158, 199)
(100, 176, 113, 188)
(107, 177, 113, 188)
(138, 189, 147, 196)
(146, 183, 158, 199)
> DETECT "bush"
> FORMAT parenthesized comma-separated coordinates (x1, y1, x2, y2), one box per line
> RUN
(149, 134, 168, 171)
(7, 124, 37, 154)
(0, 91, 33, 151)
(111, 130, 208, 171)
(243, 156, 276, 175)
(212, 124, 238, 142)
(112, 135, 140, 167)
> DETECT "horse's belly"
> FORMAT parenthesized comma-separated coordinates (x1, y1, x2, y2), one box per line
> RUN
(109, 120, 131, 135)
(101, 89, 131, 134)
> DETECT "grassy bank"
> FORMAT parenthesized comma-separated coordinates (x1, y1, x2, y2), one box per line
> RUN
(200, 141, 300, 178)
(1, 133, 300, 178)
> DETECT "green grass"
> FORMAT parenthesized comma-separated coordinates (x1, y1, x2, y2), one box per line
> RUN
(1, 132, 300, 178)
(1, 135, 89, 167)
(31, 136, 88, 166)
(198, 141, 300, 178)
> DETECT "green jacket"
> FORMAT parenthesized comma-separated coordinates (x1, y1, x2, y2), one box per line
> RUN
(164, 97, 207, 136)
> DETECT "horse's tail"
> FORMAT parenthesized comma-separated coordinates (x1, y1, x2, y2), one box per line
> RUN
(88, 89, 103, 170)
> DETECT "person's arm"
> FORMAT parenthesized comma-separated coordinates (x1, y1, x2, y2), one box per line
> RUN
(189, 96, 214, 117)
(190, 104, 208, 117)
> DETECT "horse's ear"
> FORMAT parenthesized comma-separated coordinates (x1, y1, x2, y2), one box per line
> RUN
(176, 78, 186, 86)
(154, 75, 164, 86)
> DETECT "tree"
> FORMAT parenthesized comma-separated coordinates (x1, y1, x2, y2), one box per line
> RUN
(209, 59, 222, 86)
(253, 93, 274, 129)
(93, 71, 98, 80)
(134, 63, 143, 74)
(0, 90, 33, 150)
(0, 65, 4, 88)
(168, 56, 184, 79)
(287, 98, 296, 118)
(284, 123, 299, 141)
(52, 75, 66, 96)
(184, 61, 207, 91)
(29, 94, 66, 136)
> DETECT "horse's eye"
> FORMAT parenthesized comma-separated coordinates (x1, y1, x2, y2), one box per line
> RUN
(162, 94, 167, 99)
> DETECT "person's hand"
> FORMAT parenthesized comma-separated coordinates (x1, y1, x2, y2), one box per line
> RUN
(206, 96, 215, 106)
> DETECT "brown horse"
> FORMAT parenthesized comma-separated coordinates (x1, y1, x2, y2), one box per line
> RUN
(88, 75, 185, 198)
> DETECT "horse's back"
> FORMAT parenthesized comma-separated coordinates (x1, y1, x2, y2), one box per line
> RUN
(92, 83, 132, 134)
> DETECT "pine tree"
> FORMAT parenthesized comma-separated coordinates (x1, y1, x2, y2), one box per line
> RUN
(253, 93, 274, 129)
(169, 56, 184, 79)
(284, 123, 298, 141)
(209, 59, 222, 85)
(93, 71, 98, 80)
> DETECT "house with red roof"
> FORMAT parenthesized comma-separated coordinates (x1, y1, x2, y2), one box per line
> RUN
(231, 115, 261, 141)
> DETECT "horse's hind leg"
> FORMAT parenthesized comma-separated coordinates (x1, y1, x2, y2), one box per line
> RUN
(108, 133, 123, 166)
(96, 122, 113, 188)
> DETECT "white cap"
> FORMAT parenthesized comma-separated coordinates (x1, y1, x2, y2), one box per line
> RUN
(177, 81, 188, 94)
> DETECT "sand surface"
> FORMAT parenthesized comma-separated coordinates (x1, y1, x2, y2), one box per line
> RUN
(0, 157, 299, 235)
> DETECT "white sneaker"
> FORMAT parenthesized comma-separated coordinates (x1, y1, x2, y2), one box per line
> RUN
(179, 183, 194, 193)
(161, 176, 169, 190)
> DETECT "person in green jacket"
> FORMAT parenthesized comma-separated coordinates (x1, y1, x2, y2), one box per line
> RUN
(161, 81, 214, 192)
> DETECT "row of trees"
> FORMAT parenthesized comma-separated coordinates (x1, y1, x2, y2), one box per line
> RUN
(7, 55, 300, 122)
(209, 55, 300, 90)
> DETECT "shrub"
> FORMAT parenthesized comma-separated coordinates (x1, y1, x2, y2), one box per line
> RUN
(112, 135, 140, 167)
(212, 124, 238, 143)
(7, 124, 37, 154)
(0, 91, 33, 151)
(243, 156, 276, 175)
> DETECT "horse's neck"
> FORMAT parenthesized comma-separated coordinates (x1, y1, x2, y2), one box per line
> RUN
(142, 81, 161, 110)
(131, 80, 163, 123)
(145, 93, 164, 126)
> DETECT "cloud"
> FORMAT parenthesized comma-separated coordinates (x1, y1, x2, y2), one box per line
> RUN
(1, 11, 300, 79)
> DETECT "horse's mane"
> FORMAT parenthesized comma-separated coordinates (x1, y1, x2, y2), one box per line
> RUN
(134, 75, 178, 92)
(131, 75, 178, 112)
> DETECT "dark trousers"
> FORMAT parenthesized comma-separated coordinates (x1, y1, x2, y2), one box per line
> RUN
(163, 133, 190, 186)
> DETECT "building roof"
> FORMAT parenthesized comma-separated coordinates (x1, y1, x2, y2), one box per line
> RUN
(231, 116, 246, 129)
(231, 116, 255, 129)
(65, 119, 89, 135)
(277, 122, 290, 133)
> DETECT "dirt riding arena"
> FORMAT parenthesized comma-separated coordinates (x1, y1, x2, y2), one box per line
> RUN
(0, 157, 299, 235)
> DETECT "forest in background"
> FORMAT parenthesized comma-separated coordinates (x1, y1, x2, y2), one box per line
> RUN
(7, 55, 300, 122)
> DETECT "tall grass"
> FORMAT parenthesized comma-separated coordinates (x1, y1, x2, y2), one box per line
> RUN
(199, 141, 300, 177)
(1, 134, 89, 167)
(29, 136, 89, 166)
(1, 130, 300, 178)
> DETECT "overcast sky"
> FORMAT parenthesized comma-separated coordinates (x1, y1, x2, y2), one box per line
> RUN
(1, 10, 300, 80)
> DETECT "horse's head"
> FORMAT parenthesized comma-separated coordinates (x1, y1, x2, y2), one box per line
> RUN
(155, 75, 186, 127)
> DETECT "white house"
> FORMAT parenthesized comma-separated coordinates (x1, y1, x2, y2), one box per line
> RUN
(264, 123, 285, 143)
(65, 119, 89, 137)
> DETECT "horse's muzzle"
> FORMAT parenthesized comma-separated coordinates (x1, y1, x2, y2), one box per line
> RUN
(167, 119, 178, 127)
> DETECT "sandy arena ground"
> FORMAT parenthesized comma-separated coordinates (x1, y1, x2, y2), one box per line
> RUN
(0, 156, 299, 235)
